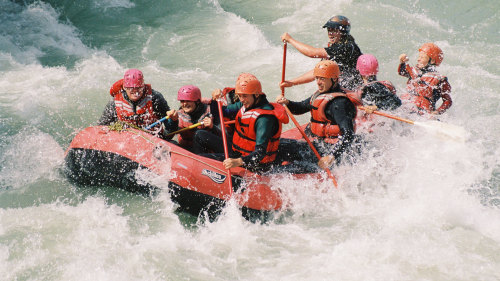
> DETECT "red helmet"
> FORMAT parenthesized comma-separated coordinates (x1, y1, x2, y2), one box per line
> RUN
(419, 43, 443, 66)
(177, 85, 201, 101)
(235, 74, 262, 95)
(123, 69, 144, 88)
(356, 54, 379, 76)
(313, 60, 340, 79)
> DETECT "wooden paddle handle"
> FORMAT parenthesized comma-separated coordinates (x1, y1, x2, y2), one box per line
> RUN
(358, 106, 415, 125)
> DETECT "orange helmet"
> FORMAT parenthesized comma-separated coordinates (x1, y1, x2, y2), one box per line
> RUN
(236, 72, 258, 82)
(313, 60, 340, 79)
(235, 73, 262, 95)
(419, 43, 443, 66)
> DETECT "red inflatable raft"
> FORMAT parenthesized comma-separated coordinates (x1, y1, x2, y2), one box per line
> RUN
(64, 125, 323, 221)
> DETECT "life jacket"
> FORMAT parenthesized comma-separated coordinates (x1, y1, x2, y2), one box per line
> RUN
(310, 91, 356, 143)
(345, 90, 372, 132)
(404, 70, 446, 113)
(177, 103, 211, 148)
(109, 79, 158, 130)
(232, 103, 289, 164)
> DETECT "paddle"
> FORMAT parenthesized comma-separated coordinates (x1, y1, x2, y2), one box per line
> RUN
(145, 116, 170, 130)
(358, 106, 467, 142)
(164, 122, 202, 138)
(217, 100, 234, 196)
(280, 42, 338, 188)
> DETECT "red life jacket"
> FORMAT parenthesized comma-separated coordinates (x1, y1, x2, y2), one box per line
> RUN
(310, 92, 356, 144)
(346, 90, 363, 106)
(221, 87, 235, 106)
(109, 79, 158, 130)
(177, 103, 211, 148)
(404, 70, 446, 113)
(232, 103, 289, 164)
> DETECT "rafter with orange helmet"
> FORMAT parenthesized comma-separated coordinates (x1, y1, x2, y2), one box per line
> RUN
(235, 73, 263, 96)
(397, 42, 452, 115)
(313, 60, 340, 79)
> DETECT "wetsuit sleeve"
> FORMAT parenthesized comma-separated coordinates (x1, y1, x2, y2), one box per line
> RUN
(398, 63, 411, 78)
(97, 100, 118, 125)
(361, 83, 402, 111)
(324, 97, 356, 159)
(240, 115, 279, 167)
(324, 40, 362, 68)
(436, 78, 452, 114)
(287, 97, 313, 115)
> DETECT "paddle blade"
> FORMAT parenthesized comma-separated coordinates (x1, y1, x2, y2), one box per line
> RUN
(414, 120, 467, 143)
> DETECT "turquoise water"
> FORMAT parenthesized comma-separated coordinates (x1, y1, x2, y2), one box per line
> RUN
(1, 0, 499, 280)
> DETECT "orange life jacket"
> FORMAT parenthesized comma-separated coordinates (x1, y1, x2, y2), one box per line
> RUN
(109, 79, 158, 130)
(405, 70, 446, 113)
(232, 103, 289, 164)
(310, 91, 356, 144)
(177, 104, 211, 148)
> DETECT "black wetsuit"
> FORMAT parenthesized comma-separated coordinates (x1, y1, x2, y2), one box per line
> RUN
(324, 35, 363, 90)
(360, 80, 401, 111)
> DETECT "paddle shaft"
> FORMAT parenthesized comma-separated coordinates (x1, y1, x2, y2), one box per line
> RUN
(217, 100, 234, 196)
(145, 115, 170, 130)
(281, 42, 338, 188)
(164, 122, 202, 138)
(358, 106, 414, 125)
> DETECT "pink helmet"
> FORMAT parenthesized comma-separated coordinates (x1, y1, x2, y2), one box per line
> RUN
(123, 69, 145, 87)
(356, 54, 379, 76)
(177, 85, 201, 101)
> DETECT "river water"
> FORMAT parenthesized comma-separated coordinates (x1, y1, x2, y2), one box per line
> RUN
(1, 0, 499, 280)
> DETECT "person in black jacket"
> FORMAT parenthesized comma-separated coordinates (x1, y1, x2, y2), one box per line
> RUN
(280, 15, 363, 90)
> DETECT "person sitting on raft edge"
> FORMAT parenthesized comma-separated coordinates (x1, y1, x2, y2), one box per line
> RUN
(163, 85, 217, 152)
(346, 54, 402, 132)
(275, 60, 359, 170)
(98, 69, 176, 139)
(195, 73, 289, 173)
